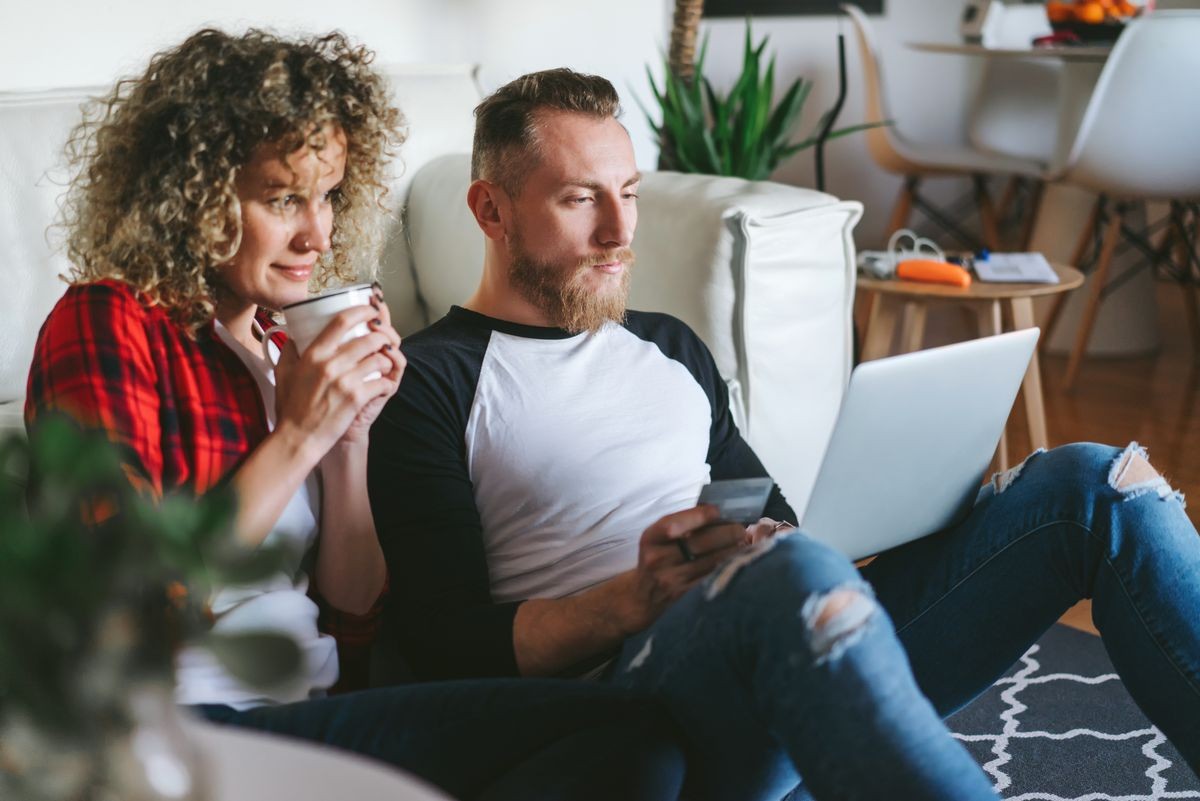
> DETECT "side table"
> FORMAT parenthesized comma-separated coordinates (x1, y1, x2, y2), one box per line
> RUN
(857, 264, 1084, 470)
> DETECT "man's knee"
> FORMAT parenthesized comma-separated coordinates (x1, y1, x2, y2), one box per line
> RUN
(800, 585, 878, 665)
(989, 442, 1183, 507)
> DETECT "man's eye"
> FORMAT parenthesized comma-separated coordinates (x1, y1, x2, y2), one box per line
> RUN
(569, 196, 593, 205)
(623, 192, 639, 200)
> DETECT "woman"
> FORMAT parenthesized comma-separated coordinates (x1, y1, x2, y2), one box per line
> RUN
(25, 28, 684, 801)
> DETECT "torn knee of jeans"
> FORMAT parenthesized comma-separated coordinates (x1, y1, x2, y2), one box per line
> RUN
(991, 448, 1046, 494)
(799, 584, 877, 665)
(1108, 443, 1185, 506)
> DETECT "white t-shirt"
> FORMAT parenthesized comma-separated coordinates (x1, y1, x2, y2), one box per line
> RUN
(173, 322, 339, 709)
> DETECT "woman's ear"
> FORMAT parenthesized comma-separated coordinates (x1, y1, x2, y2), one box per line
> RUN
(466, 179, 510, 242)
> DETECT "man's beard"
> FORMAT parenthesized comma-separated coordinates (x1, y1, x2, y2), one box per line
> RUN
(508, 236, 635, 334)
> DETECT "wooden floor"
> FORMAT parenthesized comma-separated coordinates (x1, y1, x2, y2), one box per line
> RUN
(874, 278, 1200, 637)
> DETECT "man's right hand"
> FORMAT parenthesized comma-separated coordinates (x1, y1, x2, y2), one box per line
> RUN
(513, 505, 747, 676)
(616, 505, 747, 634)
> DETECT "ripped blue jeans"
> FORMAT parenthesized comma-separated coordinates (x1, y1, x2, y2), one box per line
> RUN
(609, 443, 1200, 801)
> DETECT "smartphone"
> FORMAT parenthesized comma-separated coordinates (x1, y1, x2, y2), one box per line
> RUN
(697, 477, 774, 524)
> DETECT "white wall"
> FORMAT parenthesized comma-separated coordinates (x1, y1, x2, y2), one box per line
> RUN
(4, 0, 995, 246)
(2, 0, 670, 167)
(697, 0, 984, 247)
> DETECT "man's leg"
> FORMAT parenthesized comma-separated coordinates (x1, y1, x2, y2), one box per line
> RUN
(863, 442, 1200, 775)
(194, 678, 685, 801)
(609, 533, 1000, 801)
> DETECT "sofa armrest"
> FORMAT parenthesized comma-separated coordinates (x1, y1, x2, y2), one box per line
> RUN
(633, 172, 863, 516)
(405, 154, 863, 513)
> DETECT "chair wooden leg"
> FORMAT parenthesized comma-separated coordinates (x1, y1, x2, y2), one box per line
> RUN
(886, 177, 917, 239)
(996, 177, 1021, 227)
(973, 175, 1002, 252)
(1043, 197, 1102, 352)
(1064, 204, 1124, 391)
(1018, 180, 1045, 253)
(1178, 206, 1200, 357)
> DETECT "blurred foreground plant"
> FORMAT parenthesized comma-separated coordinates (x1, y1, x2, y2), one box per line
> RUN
(0, 415, 301, 799)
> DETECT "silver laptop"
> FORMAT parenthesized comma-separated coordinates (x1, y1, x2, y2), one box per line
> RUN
(796, 328, 1039, 560)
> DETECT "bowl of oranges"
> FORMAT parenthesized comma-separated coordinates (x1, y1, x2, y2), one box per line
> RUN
(1045, 0, 1140, 42)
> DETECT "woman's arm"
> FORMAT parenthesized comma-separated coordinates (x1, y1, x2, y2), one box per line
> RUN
(314, 438, 387, 614)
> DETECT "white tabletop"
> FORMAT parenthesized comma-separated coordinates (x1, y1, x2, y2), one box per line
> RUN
(909, 41, 1111, 62)
(185, 718, 454, 801)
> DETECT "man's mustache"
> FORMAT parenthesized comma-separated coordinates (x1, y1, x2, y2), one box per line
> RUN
(578, 248, 636, 269)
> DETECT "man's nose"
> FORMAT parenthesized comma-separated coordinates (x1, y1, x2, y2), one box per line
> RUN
(292, 202, 332, 253)
(596, 195, 635, 249)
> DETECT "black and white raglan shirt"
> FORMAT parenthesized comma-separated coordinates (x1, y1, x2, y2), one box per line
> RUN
(368, 306, 795, 680)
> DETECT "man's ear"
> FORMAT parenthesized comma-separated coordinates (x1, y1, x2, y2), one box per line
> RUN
(466, 179, 510, 242)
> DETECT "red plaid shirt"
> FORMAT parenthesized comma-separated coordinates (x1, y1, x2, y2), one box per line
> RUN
(26, 279, 381, 691)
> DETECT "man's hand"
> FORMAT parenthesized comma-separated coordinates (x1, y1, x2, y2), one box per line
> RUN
(616, 505, 746, 634)
(744, 517, 796, 546)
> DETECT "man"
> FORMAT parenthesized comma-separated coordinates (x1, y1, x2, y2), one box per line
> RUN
(369, 69, 1200, 801)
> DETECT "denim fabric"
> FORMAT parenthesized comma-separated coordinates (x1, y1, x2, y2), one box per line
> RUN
(611, 443, 1200, 801)
(194, 678, 685, 801)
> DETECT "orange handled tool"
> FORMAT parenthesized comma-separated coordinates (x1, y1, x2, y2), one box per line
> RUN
(896, 259, 972, 288)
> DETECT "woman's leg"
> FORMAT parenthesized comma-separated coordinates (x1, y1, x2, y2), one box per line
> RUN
(864, 443, 1200, 775)
(195, 678, 684, 801)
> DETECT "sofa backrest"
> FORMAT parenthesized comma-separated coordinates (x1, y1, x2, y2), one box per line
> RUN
(0, 65, 480, 427)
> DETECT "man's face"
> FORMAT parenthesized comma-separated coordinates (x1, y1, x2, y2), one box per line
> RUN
(505, 110, 640, 333)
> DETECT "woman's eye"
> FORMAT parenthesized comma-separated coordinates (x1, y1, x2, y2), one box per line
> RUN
(267, 194, 298, 210)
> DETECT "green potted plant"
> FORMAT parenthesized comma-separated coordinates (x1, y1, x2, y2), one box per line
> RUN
(645, 21, 885, 181)
(0, 416, 301, 801)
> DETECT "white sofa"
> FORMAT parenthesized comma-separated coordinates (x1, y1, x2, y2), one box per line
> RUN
(0, 65, 861, 516)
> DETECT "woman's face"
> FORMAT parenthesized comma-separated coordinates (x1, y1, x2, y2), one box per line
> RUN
(220, 126, 348, 313)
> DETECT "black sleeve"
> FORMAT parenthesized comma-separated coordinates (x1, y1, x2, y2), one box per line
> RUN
(368, 325, 521, 680)
(628, 312, 797, 524)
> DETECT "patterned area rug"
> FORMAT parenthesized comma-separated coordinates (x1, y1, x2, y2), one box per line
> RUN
(947, 624, 1200, 800)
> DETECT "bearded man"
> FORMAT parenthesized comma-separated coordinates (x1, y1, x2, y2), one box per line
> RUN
(368, 69, 1200, 801)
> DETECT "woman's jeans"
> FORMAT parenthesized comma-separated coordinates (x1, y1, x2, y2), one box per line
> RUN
(195, 678, 684, 801)
(610, 443, 1200, 801)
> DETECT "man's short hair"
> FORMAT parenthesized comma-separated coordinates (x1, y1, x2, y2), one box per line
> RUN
(471, 68, 621, 194)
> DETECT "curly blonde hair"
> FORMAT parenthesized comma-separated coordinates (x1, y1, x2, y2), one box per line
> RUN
(60, 28, 405, 331)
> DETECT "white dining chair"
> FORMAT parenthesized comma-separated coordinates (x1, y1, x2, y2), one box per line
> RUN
(841, 3, 1046, 251)
(1040, 10, 1200, 388)
(966, 4, 1060, 249)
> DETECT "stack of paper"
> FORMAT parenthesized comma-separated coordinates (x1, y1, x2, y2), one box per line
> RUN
(974, 252, 1059, 284)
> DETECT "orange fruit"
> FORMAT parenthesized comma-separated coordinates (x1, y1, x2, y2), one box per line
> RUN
(1075, 2, 1107, 23)
(1046, 1, 1073, 22)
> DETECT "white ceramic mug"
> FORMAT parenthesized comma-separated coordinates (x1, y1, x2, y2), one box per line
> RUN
(261, 283, 382, 380)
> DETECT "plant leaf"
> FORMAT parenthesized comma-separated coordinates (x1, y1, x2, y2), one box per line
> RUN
(202, 631, 302, 689)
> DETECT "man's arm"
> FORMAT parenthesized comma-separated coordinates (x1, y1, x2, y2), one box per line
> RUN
(512, 506, 743, 676)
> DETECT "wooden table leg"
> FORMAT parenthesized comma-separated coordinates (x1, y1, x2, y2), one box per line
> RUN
(861, 294, 902, 362)
(976, 300, 1008, 470)
(899, 301, 928, 354)
(1010, 296, 1048, 452)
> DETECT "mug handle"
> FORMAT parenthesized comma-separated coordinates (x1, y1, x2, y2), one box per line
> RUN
(261, 323, 288, 365)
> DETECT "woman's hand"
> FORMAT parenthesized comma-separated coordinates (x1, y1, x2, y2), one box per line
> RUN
(340, 284, 405, 444)
(272, 288, 405, 460)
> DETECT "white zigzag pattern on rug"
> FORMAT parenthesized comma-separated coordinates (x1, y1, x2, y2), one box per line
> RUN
(951, 644, 1200, 801)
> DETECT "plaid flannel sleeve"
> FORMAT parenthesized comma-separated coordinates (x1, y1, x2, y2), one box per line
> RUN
(25, 283, 164, 497)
